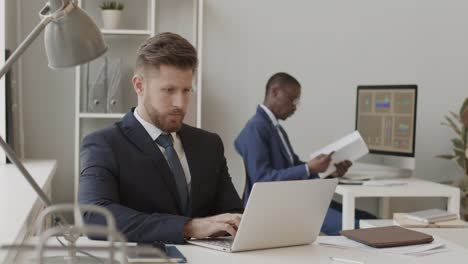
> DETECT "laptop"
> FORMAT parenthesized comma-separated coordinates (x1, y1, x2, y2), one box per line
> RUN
(187, 178, 338, 252)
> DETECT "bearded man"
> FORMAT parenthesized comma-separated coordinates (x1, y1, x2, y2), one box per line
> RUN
(79, 32, 243, 244)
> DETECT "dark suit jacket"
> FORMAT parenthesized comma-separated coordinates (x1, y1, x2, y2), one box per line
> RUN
(79, 109, 243, 244)
(234, 106, 318, 204)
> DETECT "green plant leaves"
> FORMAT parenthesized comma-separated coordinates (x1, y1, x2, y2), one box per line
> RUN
(452, 138, 465, 150)
(436, 154, 456, 160)
(460, 97, 468, 128)
(450, 111, 461, 122)
(460, 97, 468, 118)
(462, 109, 468, 128)
(442, 115, 462, 136)
(456, 156, 466, 169)
(437, 97, 468, 174)
(100, 1, 124, 10)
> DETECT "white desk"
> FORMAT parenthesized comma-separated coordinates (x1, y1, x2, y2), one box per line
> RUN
(335, 178, 460, 230)
(0, 160, 57, 264)
(15, 236, 468, 264)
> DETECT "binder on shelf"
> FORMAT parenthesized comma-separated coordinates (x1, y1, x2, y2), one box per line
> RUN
(86, 56, 108, 113)
(86, 56, 124, 114)
(106, 57, 123, 113)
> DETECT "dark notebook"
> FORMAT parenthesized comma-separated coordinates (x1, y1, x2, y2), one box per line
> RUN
(340, 225, 434, 248)
(127, 243, 186, 263)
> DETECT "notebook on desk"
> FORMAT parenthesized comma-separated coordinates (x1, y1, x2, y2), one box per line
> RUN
(340, 226, 434, 248)
(127, 244, 186, 263)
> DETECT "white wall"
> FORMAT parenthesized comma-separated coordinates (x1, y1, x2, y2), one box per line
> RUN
(202, 0, 468, 212)
(10, 0, 468, 212)
(18, 0, 76, 204)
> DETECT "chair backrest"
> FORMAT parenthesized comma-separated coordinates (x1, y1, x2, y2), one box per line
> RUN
(234, 158, 249, 204)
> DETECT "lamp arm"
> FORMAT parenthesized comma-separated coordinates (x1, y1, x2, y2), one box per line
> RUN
(0, 3, 69, 225)
(0, 137, 56, 208)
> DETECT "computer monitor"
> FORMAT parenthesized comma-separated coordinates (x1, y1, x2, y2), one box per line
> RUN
(354, 85, 417, 176)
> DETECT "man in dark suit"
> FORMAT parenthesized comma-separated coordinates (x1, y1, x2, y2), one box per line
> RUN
(235, 72, 375, 235)
(79, 32, 243, 244)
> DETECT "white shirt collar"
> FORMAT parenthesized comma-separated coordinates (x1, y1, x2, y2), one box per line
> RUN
(260, 104, 279, 126)
(133, 108, 176, 141)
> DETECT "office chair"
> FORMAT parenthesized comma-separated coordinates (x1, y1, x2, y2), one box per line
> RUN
(240, 159, 251, 206)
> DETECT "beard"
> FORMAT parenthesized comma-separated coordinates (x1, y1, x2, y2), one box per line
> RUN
(143, 100, 186, 133)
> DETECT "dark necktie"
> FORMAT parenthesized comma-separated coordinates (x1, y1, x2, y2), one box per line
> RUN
(276, 124, 294, 165)
(156, 134, 190, 215)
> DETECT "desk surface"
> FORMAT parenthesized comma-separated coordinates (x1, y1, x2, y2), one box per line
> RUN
(335, 178, 459, 197)
(0, 160, 57, 264)
(335, 178, 461, 230)
(178, 236, 468, 264)
(15, 236, 468, 264)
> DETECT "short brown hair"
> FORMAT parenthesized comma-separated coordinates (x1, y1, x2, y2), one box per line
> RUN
(135, 32, 198, 72)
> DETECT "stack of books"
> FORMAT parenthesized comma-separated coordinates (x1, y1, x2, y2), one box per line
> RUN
(393, 209, 468, 228)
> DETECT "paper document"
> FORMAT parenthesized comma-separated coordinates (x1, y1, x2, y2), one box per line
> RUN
(362, 180, 408, 187)
(318, 236, 447, 257)
(393, 213, 468, 228)
(310, 131, 369, 178)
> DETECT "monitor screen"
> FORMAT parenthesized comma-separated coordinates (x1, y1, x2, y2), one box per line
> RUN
(355, 85, 417, 157)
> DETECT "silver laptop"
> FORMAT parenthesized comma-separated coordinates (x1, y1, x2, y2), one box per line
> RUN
(187, 178, 338, 252)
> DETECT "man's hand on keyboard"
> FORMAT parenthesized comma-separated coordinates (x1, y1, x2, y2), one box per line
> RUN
(183, 213, 242, 239)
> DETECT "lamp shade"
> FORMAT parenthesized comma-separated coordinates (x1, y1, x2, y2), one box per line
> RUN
(44, 2, 107, 68)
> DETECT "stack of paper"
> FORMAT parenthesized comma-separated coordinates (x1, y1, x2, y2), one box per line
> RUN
(338, 178, 369, 185)
(362, 180, 408, 187)
(405, 209, 458, 223)
(393, 213, 468, 228)
(318, 236, 447, 256)
(310, 131, 369, 178)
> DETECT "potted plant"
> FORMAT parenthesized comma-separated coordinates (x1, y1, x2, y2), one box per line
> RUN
(438, 97, 468, 220)
(99, 1, 124, 29)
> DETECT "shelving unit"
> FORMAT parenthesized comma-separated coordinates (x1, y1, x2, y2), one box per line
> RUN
(101, 29, 152, 36)
(78, 113, 126, 119)
(74, 0, 204, 199)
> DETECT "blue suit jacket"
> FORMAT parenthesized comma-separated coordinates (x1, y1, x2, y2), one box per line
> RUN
(235, 106, 318, 204)
(79, 109, 243, 244)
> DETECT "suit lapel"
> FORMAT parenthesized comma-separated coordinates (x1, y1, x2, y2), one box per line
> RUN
(120, 109, 183, 213)
(256, 106, 292, 165)
(177, 125, 200, 216)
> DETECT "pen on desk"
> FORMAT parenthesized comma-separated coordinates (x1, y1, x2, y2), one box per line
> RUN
(329, 256, 365, 264)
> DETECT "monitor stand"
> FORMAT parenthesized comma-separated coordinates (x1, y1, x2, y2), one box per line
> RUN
(345, 154, 414, 179)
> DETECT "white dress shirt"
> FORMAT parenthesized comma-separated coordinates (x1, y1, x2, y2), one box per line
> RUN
(134, 109, 192, 191)
(259, 104, 310, 175)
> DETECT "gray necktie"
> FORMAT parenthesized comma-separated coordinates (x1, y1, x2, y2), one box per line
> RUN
(156, 134, 190, 215)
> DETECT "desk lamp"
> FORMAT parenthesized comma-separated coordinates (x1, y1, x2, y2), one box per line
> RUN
(0, 0, 106, 207)
(0, 0, 116, 263)
(1, 2, 170, 263)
